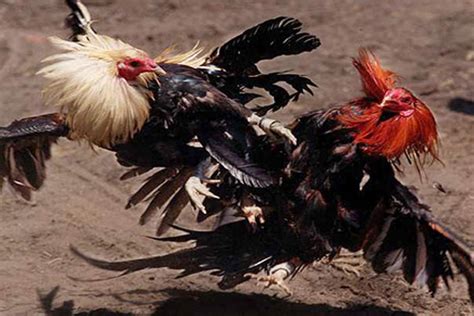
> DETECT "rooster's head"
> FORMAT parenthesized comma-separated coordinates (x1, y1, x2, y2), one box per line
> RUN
(338, 49, 440, 169)
(38, 34, 165, 148)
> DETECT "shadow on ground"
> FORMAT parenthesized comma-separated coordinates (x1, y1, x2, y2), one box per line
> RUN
(448, 98, 474, 115)
(38, 286, 414, 316)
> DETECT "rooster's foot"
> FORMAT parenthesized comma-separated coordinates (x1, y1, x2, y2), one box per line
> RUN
(322, 250, 365, 277)
(248, 114, 297, 145)
(247, 261, 295, 297)
(185, 175, 220, 213)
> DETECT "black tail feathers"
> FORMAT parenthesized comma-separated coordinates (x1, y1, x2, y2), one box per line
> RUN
(71, 222, 278, 290)
(64, 0, 94, 40)
(0, 114, 67, 200)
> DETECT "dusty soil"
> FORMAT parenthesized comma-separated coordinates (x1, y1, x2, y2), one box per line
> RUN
(0, 0, 473, 315)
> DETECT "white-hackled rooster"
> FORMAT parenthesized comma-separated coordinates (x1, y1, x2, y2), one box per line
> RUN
(0, 0, 320, 231)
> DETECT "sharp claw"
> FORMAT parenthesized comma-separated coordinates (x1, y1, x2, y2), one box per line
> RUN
(246, 265, 293, 297)
(202, 178, 222, 184)
(185, 176, 220, 213)
(192, 200, 206, 214)
(248, 274, 293, 296)
(276, 126, 297, 146)
(195, 185, 220, 200)
(187, 189, 206, 214)
(283, 130, 297, 146)
(196, 204, 206, 214)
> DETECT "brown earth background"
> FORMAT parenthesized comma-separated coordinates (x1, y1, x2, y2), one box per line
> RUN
(0, 0, 473, 315)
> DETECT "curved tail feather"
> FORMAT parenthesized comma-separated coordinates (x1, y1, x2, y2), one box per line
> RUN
(71, 222, 276, 289)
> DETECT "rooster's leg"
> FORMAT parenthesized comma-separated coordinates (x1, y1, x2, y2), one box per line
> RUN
(185, 158, 221, 213)
(248, 114, 297, 145)
(248, 260, 298, 297)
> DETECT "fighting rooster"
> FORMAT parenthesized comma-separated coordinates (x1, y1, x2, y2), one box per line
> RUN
(0, 0, 319, 223)
(72, 50, 474, 301)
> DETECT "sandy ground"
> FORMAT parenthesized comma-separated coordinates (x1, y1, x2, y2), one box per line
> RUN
(0, 0, 473, 315)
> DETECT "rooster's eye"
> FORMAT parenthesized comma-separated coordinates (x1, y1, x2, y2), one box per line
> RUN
(400, 97, 411, 104)
(129, 61, 141, 68)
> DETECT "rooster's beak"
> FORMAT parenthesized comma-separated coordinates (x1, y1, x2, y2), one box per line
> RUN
(154, 65, 166, 76)
(379, 97, 414, 117)
(379, 96, 392, 108)
(145, 59, 166, 75)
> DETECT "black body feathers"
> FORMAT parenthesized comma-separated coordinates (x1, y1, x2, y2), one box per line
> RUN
(0, 114, 68, 200)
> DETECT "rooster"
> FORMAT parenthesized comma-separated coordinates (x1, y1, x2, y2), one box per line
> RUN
(0, 0, 319, 227)
(71, 49, 474, 302)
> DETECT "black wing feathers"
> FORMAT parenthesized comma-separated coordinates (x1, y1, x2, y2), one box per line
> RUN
(197, 125, 275, 188)
(245, 72, 316, 115)
(202, 17, 320, 115)
(0, 114, 68, 200)
(122, 167, 193, 235)
(362, 180, 474, 300)
(206, 16, 320, 74)
(137, 167, 192, 226)
(153, 70, 275, 188)
(125, 167, 180, 210)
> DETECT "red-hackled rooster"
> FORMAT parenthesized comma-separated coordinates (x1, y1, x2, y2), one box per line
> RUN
(0, 0, 320, 226)
(72, 49, 474, 302)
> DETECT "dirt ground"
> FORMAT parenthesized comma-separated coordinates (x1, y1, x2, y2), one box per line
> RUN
(0, 0, 473, 315)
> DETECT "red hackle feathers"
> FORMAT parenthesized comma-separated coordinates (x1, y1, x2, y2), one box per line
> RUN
(339, 100, 439, 166)
(338, 49, 440, 169)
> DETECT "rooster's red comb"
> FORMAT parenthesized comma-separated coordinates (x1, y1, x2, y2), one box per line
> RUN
(353, 49, 397, 101)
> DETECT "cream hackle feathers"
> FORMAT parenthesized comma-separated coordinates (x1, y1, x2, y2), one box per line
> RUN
(38, 28, 207, 148)
(38, 33, 154, 148)
(155, 43, 208, 68)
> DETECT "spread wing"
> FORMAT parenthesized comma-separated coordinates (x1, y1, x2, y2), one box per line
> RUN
(359, 177, 474, 300)
(202, 16, 320, 115)
(205, 16, 320, 74)
(0, 113, 69, 200)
